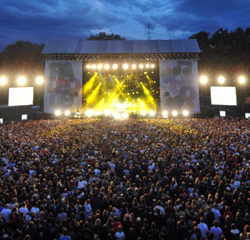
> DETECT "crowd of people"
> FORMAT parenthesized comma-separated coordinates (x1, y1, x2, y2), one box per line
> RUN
(0, 118, 249, 240)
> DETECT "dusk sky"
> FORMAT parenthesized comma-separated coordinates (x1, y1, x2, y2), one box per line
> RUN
(0, 0, 250, 50)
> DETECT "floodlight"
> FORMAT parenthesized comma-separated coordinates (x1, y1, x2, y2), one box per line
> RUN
(104, 64, 110, 70)
(0, 76, 7, 86)
(112, 64, 118, 70)
(86, 64, 91, 69)
(85, 109, 94, 117)
(162, 110, 168, 118)
(121, 112, 129, 119)
(140, 110, 147, 116)
(149, 110, 155, 117)
(238, 76, 246, 84)
(139, 64, 144, 69)
(182, 110, 189, 117)
(123, 64, 129, 70)
(200, 76, 208, 85)
(172, 110, 178, 117)
(132, 64, 137, 70)
(64, 110, 70, 116)
(113, 112, 120, 119)
(36, 76, 44, 85)
(218, 76, 225, 84)
(145, 63, 150, 69)
(97, 64, 103, 70)
(17, 76, 26, 86)
(151, 64, 155, 68)
(91, 64, 97, 70)
(55, 110, 62, 116)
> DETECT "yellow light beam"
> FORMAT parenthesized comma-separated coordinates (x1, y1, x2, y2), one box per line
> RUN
(141, 82, 156, 110)
(83, 72, 98, 94)
(86, 82, 102, 106)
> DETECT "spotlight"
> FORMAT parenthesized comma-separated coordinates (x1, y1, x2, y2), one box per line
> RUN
(0, 76, 7, 86)
(123, 63, 129, 70)
(145, 63, 150, 69)
(140, 110, 147, 116)
(172, 110, 178, 117)
(182, 110, 189, 117)
(95, 110, 102, 116)
(139, 64, 144, 69)
(104, 64, 110, 70)
(149, 110, 155, 117)
(112, 64, 118, 70)
(162, 110, 168, 118)
(113, 112, 120, 119)
(151, 64, 155, 68)
(132, 64, 137, 70)
(104, 109, 112, 116)
(64, 110, 70, 116)
(17, 76, 26, 86)
(121, 112, 129, 119)
(55, 110, 62, 116)
(85, 109, 94, 117)
(200, 75, 208, 85)
(238, 76, 246, 84)
(36, 76, 44, 85)
(97, 64, 103, 70)
(86, 64, 91, 69)
(218, 76, 225, 84)
(91, 64, 97, 70)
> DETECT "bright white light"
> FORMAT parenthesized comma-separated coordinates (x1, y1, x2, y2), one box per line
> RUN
(21, 114, 28, 120)
(0, 118, 3, 124)
(86, 64, 91, 69)
(91, 64, 97, 70)
(172, 110, 178, 117)
(121, 112, 129, 119)
(55, 110, 62, 116)
(200, 76, 208, 85)
(95, 110, 102, 116)
(220, 111, 226, 117)
(162, 110, 168, 118)
(0, 76, 7, 86)
(17, 76, 26, 86)
(139, 64, 144, 69)
(145, 63, 150, 69)
(64, 110, 70, 116)
(183, 110, 189, 117)
(210, 86, 237, 106)
(123, 63, 129, 70)
(151, 64, 155, 68)
(104, 64, 110, 70)
(113, 112, 120, 119)
(104, 109, 112, 116)
(132, 64, 137, 70)
(36, 76, 44, 85)
(218, 76, 225, 84)
(238, 76, 246, 84)
(97, 64, 103, 70)
(112, 64, 118, 70)
(85, 109, 94, 117)
(245, 113, 250, 119)
(8, 87, 33, 106)
(149, 110, 155, 117)
(140, 110, 147, 116)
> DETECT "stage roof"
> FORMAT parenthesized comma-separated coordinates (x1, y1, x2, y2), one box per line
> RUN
(42, 39, 200, 54)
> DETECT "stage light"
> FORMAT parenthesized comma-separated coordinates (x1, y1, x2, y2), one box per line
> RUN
(0, 76, 7, 86)
(36, 76, 44, 85)
(145, 63, 150, 69)
(139, 64, 144, 69)
(172, 110, 178, 117)
(104, 109, 112, 116)
(104, 64, 110, 70)
(55, 110, 62, 116)
(95, 110, 102, 116)
(86, 64, 91, 69)
(140, 110, 147, 116)
(121, 112, 129, 119)
(85, 109, 94, 117)
(162, 110, 168, 118)
(182, 110, 189, 117)
(238, 76, 246, 84)
(132, 64, 137, 70)
(123, 63, 129, 70)
(112, 64, 118, 70)
(200, 75, 208, 85)
(218, 76, 225, 84)
(113, 112, 120, 119)
(64, 110, 70, 116)
(149, 110, 155, 117)
(91, 64, 97, 70)
(17, 76, 26, 86)
(151, 64, 155, 69)
(97, 64, 103, 70)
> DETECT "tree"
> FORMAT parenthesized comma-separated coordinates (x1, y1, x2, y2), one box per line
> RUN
(1, 41, 44, 74)
(88, 32, 125, 40)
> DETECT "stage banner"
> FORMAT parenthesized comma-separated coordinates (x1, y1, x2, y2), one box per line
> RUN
(159, 60, 200, 113)
(44, 60, 82, 114)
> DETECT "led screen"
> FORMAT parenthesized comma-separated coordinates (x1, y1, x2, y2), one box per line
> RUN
(8, 87, 34, 106)
(210, 86, 237, 106)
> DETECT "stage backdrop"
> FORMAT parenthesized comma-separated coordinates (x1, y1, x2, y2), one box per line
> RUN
(44, 60, 82, 114)
(159, 60, 200, 113)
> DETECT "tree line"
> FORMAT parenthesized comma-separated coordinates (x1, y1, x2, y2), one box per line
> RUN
(0, 28, 250, 78)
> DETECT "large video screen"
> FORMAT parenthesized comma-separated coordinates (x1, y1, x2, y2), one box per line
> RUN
(210, 86, 237, 106)
(8, 87, 34, 106)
